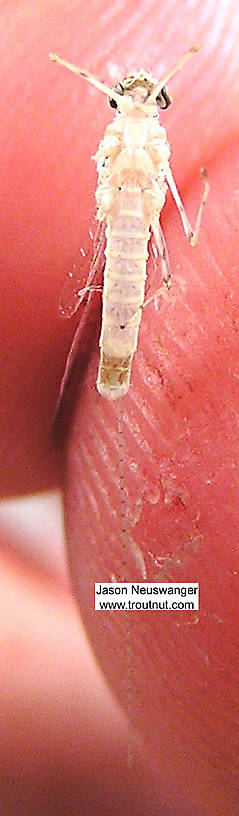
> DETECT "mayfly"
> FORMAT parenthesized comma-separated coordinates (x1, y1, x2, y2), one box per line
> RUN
(50, 46, 209, 400)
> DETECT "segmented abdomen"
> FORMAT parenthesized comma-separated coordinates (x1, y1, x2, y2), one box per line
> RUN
(97, 185, 149, 399)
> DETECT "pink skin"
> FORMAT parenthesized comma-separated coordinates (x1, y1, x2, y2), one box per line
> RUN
(1, 1, 239, 814)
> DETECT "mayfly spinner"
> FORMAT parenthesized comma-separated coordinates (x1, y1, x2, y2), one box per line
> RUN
(50, 46, 209, 400)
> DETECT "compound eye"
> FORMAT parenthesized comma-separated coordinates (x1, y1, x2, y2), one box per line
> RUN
(108, 82, 124, 109)
(156, 85, 172, 109)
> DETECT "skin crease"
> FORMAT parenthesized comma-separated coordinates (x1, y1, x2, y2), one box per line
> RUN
(0, 1, 239, 815)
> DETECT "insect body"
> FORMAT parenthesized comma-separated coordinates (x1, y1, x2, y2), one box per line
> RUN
(50, 47, 209, 400)
(94, 73, 172, 399)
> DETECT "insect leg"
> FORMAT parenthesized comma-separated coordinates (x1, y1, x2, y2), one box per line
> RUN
(147, 44, 200, 103)
(49, 54, 121, 106)
(166, 167, 209, 246)
(151, 222, 171, 284)
(142, 225, 171, 310)
(59, 221, 105, 318)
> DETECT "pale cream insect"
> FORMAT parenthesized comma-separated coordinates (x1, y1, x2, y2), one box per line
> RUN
(50, 47, 209, 400)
